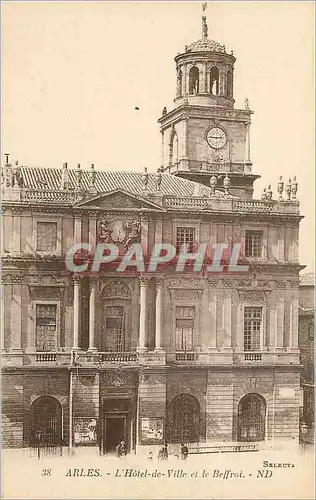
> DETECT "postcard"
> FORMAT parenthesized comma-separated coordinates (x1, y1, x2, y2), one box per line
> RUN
(1, 1, 314, 499)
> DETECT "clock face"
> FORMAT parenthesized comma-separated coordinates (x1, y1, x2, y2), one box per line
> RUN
(206, 127, 227, 149)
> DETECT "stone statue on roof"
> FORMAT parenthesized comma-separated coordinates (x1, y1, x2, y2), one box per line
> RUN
(202, 16, 208, 39)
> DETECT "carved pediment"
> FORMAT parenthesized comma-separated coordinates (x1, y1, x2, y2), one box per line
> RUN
(74, 189, 164, 211)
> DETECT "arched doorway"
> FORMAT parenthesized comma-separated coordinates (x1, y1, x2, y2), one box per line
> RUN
(168, 394, 200, 443)
(30, 396, 62, 445)
(238, 393, 266, 442)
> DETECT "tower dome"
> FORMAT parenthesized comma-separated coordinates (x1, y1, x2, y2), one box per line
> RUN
(174, 16, 235, 108)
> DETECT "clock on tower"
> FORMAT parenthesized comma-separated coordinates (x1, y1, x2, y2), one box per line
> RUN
(158, 14, 260, 200)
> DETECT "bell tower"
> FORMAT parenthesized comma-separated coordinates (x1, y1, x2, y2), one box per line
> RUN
(158, 14, 260, 200)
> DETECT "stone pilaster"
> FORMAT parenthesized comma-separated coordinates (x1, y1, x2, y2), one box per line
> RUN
(73, 275, 81, 350)
(138, 276, 148, 351)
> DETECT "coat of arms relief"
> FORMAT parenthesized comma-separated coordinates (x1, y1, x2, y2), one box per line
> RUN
(97, 218, 141, 248)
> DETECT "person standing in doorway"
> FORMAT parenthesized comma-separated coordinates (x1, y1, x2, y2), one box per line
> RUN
(116, 440, 127, 458)
(180, 443, 188, 460)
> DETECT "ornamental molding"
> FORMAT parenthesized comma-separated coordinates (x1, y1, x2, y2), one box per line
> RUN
(238, 376, 274, 396)
(208, 278, 252, 288)
(72, 275, 82, 285)
(237, 289, 272, 302)
(2, 273, 23, 284)
(11, 208, 22, 216)
(28, 286, 61, 301)
(97, 218, 141, 248)
(101, 281, 131, 298)
(26, 275, 69, 286)
(172, 288, 202, 301)
(138, 276, 149, 286)
(103, 370, 134, 387)
(168, 278, 206, 288)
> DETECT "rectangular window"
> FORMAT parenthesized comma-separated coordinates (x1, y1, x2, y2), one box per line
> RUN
(245, 230, 263, 258)
(36, 304, 57, 352)
(176, 227, 195, 253)
(105, 306, 124, 351)
(37, 222, 57, 252)
(176, 306, 195, 350)
(244, 307, 262, 351)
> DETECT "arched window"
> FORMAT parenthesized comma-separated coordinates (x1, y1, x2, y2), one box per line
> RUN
(189, 66, 199, 95)
(238, 393, 266, 442)
(210, 66, 219, 96)
(227, 69, 233, 97)
(168, 394, 200, 443)
(30, 396, 62, 445)
(101, 282, 131, 352)
(168, 130, 178, 166)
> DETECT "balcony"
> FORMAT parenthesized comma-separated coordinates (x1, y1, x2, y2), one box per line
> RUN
(244, 352, 263, 361)
(163, 196, 299, 214)
(100, 352, 138, 364)
(167, 159, 250, 176)
(21, 189, 77, 204)
(233, 350, 300, 366)
(36, 353, 57, 362)
(23, 352, 71, 366)
(175, 351, 197, 362)
(1, 348, 300, 369)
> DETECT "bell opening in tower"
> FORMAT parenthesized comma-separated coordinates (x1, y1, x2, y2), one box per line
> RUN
(189, 66, 199, 95)
(210, 66, 219, 96)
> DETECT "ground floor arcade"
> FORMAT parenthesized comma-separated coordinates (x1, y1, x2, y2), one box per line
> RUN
(2, 367, 300, 452)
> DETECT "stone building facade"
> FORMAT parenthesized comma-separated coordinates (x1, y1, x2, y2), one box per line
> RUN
(1, 18, 303, 453)
(299, 273, 314, 440)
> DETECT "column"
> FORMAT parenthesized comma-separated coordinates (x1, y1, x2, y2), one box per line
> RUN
(183, 118, 189, 159)
(74, 216, 82, 245)
(219, 68, 225, 95)
(155, 279, 163, 351)
(244, 123, 248, 164)
(160, 131, 164, 167)
(203, 62, 208, 93)
(155, 217, 162, 245)
(12, 209, 21, 253)
(183, 64, 188, 94)
(140, 214, 148, 258)
(10, 278, 23, 352)
(185, 65, 190, 95)
(276, 299, 284, 348)
(73, 276, 80, 350)
(88, 278, 97, 351)
(236, 301, 243, 351)
(291, 295, 299, 348)
(88, 212, 97, 249)
(268, 306, 277, 350)
(278, 226, 285, 262)
(209, 289, 217, 348)
(247, 123, 251, 162)
(138, 277, 148, 351)
(222, 292, 232, 348)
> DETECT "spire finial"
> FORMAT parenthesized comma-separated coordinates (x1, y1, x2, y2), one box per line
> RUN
(202, 3, 208, 39)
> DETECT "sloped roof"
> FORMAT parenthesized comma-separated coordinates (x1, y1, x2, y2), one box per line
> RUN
(300, 273, 315, 286)
(20, 166, 225, 199)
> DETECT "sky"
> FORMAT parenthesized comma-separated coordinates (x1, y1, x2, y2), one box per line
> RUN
(2, 1, 315, 272)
